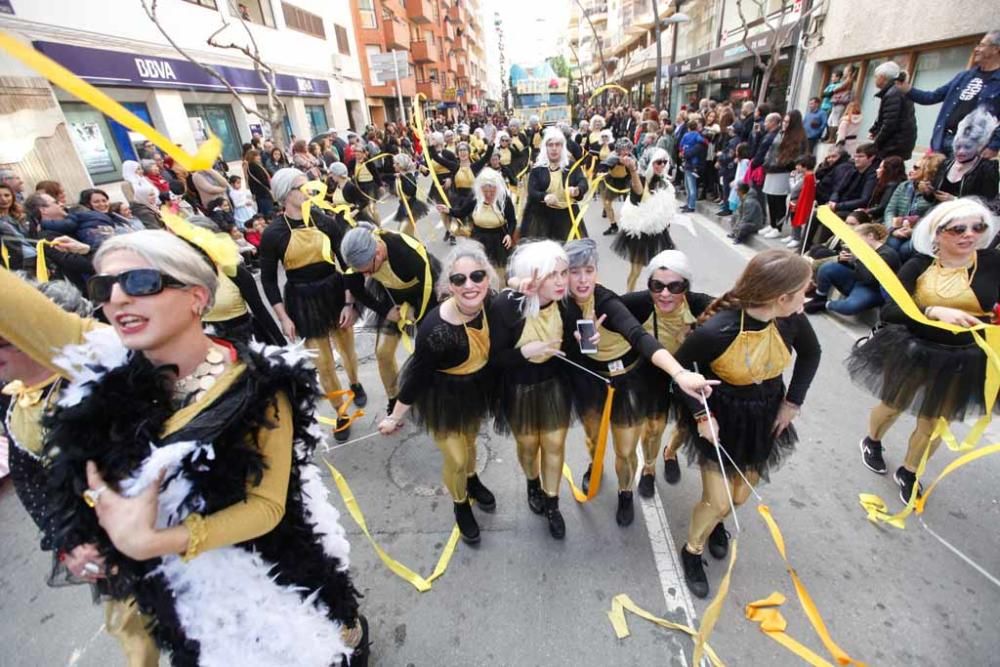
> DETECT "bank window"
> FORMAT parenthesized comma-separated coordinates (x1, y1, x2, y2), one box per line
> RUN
(359, 0, 377, 29)
(911, 45, 972, 150)
(182, 0, 218, 8)
(62, 103, 125, 185)
(282, 2, 325, 38)
(335, 24, 351, 55)
(185, 103, 242, 163)
(230, 0, 275, 27)
(306, 105, 329, 137)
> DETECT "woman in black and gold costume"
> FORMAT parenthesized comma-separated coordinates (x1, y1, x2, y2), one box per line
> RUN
(673, 249, 821, 599)
(620, 250, 714, 493)
(259, 169, 367, 441)
(428, 138, 494, 208)
(341, 222, 441, 415)
(436, 167, 516, 281)
(595, 133, 631, 236)
(328, 162, 376, 224)
(524, 128, 589, 241)
(378, 241, 498, 544)
(391, 153, 429, 237)
(0, 232, 369, 666)
(351, 143, 382, 224)
(426, 131, 459, 244)
(849, 198, 1000, 503)
(558, 240, 714, 527)
(584, 114, 607, 178)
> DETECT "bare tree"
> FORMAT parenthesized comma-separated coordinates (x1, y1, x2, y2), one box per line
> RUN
(735, 0, 824, 107)
(140, 0, 289, 149)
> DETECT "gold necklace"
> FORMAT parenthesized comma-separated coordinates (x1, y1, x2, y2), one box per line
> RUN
(173, 345, 228, 407)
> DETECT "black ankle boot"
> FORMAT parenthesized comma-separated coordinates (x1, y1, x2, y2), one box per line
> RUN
(334, 418, 351, 443)
(545, 495, 565, 539)
(350, 383, 367, 408)
(526, 478, 545, 514)
(454, 499, 481, 544)
(467, 474, 496, 512)
(707, 522, 730, 559)
(616, 490, 635, 526)
(680, 545, 709, 598)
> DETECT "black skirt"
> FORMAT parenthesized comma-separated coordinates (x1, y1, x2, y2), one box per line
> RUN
(496, 373, 573, 437)
(402, 363, 495, 436)
(639, 361, 673, 420)
(471, 226, 510, 269)
(394, 198, 430, 223)
(283, 273, 344, 339)
(611, 228, 676, 265)
(524, 205, 587, 242)
(847, 323, 998, 422)
(569, 362, 648, 427)
(679, 377, 796, 478)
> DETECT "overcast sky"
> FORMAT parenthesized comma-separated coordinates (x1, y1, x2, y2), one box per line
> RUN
(483, 0, 570, 67)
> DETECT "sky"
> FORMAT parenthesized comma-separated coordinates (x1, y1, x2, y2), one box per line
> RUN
(482, 0, 570, 67)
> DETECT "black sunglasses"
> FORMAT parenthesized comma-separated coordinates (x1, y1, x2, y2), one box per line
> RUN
(653, 159, 668, 165)
(448, 270, 489, 287)
(88, 269, 186, 304)
(648, 278, 689, 295)
(939, 222, 989, 236)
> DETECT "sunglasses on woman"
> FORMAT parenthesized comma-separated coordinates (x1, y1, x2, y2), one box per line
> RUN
(88, 269, 186, 304)
(938, 222, 989, 236)
(648, 278, 689, 295)
(448, 270, 489, 287)
(653, 159, 668, 165)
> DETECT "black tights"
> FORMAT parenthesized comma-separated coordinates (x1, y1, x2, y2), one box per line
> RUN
(765, 193, 787, 230)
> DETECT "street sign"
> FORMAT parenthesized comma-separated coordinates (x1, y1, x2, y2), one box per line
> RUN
(369, 50, 410, 83)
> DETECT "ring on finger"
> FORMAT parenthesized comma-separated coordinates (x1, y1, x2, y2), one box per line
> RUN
(83, 485, 108, 508)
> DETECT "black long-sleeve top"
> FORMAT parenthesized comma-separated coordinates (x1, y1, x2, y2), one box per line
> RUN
(881, 249, 1000, 345)
(429, 147, 459, 178)
(567, 138, 583, 161)
(931, 158, 999, 201)
(396, 172, 419, 200)
(429, 143, 494, 176)
(258, 209, 360, 305)
(673, 309, 821, 412)
(830, 165, 878, 214)
(750, 130, 778, 169)
(559, 285, 663, 373)
(508, 133, 530, 175)
(447, 197, 517, 235)
(230, 263, 286, 343)
(329, 179, 370, 210)
(852, 243, 901, 289)
(527, 165, 589, 206)
(488, 290, 564, 385)
(351, 231, 440, 319)
(246, 161, 272, 199)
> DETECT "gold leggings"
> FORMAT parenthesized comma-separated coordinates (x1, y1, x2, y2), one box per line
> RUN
(602, 189, 618, 224)
(514, 426, 569, 497)
(868, 402, 943, 472)
(305, 334, 350, 411)
(639, 417, 685, 473)
(331, 325, 360, 386)
(433, 424, 480, 502)
(625, 261, 643, 293)
(686, 463, 759, 553)
(105, 598, 159, 667)
(399, 215, 415, 237)
(581, 411, 642, 491)
(376, 330, 402, 399)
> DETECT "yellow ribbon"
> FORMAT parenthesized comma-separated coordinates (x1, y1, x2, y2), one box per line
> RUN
(745, 593, 836, 667)
(606, 594, 724, 667)
(323, 459, 460, 592)
(2, 374, 60, 408)
(562, 152, 592, 242)
(0, 30, 220, 172)
(35, 239, 51, 282)
(562, 386, 616, 502)
(161, 210, 241, 277)
(758, 504, 866, 666)
(588, 84, 629, 102)
(411, 94, 451, 208)
(316, 389, 365, 433)
(386, 231, 434, 354)
(296, 180, 355, 269)
(917, 442, 1000, 512)
(1, 240, 9, 270)
(693, 537, 739, 666)
(353, 153, 391, 203)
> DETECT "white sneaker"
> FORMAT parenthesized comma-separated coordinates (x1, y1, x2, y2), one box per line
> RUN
(778, 235, 792, 241)
(785, 238, 800, 247)
(762, 228, 780, 238)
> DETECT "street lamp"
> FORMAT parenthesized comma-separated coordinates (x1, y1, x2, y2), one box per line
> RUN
(655, 3, 690, 111)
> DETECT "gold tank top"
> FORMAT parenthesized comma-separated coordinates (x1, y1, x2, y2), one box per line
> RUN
(532, 131, 542, 149)
(371, 240, 418, 290)
(609, 162, 628, 179)
(588, 131, 602, 148)
(913, 259, 988, 316)
(644, 299, 696, 354)
(204, 269, 248, 322)
(512, 136, 525, 151)
(599, 145, 612, 161)
(3, 378, 60, 457)
(441, 304, 490, 375)
(516, 300, 563, 364)
(499, 147, 512, 166)
(356, 162, 373, 183)
(473, 205, 505, 230)
(545, 168, 569, 209)
(455, 165, 475, 190)
(432, 155, 451, 174)
(710, 312, 791, 386)
(283, 222, 329, 270)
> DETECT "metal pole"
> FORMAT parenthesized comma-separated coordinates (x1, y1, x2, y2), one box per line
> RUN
(653, 0, 662, 109)
(667, 22, 679, 115)
(393, 50, 407, 124)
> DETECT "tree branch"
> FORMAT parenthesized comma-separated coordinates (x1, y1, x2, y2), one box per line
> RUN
(217, 2, 285, 134)
(735, 0, 766, 70)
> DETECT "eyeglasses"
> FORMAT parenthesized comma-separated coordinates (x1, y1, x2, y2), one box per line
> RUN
(653, 159, 668, 165)
(938, 222, 989, 236)
(648, 278, 689, 294)
(87, 269, 186, 304)
(448, 270, 489, 287)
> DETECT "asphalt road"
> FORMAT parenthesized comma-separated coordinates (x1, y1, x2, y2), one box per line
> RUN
(1, 188, 998, 667)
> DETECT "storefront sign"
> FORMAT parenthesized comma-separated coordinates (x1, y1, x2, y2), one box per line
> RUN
(666, 24, 801, 77)
(33, 41, 331, 97)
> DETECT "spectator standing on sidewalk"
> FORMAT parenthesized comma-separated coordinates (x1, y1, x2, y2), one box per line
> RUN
(803, 97, 828, 153)
(869, 62, 917, 160)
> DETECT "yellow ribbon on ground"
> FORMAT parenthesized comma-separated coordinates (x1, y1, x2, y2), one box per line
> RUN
(387, 230, 433, 354)
(745, 593, 836, 667)
(758, 504, 866, 666)
(588, 84, 629, 102)
(693, 537, 739, 666)
(0, 31, 221, 172)
(606, 594, 724, 667)
(324, 459, 460, 592)
(562, 386, 616, 502)
(316, 389, 365, 432)
(411, 94, 451, 207)
(34, 239, 51, 282)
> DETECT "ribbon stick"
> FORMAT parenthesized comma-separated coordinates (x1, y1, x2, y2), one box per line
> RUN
(316, 389, 365, 432)
(411, 94, 451, 207)
(0, 30, 221, 172)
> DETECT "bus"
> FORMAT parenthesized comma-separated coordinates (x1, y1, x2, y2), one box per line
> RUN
(510, 64, 571, 126)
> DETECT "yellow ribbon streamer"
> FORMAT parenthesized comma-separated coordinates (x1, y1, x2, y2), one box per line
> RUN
(384, 230, 434, 354)
(316, 389, 365, 433)
(161, 210, 241, 277)
(323, 459, 460, 592)
(693, 537, 739, 666)
(917, 442, 1000, 513)
(1, 374, 60, 408)
(1, 240, 9, 270)
(353, 153, 391, 203)
(588, 84, 629, 102)
(394, 176, 421, 242)
(35, 239, 51, 283)
(606, 594, 724, 666)
(562, 386, 616, 502)
(411, 94, 451, 208)
(297, 179, 355, 268)
(0, 30, 221, 172)
(745, 593, 836, 667)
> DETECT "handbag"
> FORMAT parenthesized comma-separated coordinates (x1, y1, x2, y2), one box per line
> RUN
(744, 164, 765, 188)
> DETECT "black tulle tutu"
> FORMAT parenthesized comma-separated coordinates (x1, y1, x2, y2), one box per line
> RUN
(569, 363, 648, 426)
(524, 206, 586, 241)
(402, 362, 495, 436)
(640, 361, 674, 419)
(496, 373, 573, 436)
(611, 229, 675, 265)
(283, 273, 344, 339)
(847, 324, 998, 421)
(471, 226, 510, 269)
(394, 198, 430, 223)
(679, 377, 796, 478)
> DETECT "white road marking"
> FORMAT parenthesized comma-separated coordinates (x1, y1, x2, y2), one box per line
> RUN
(66, 623, 106, 666)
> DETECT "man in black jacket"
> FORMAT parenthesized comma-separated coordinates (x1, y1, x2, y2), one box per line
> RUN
(828, 143, 879, 215)
(870, 62, 918, 160)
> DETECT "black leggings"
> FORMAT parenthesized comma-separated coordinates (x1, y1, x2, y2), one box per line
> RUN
(765, 193, 787, 230)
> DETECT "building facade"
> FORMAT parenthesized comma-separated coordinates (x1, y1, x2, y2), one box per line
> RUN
(0, 0, 367, 199)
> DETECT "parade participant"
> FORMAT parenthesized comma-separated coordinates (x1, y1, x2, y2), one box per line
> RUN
(673, 249, 821, 598)
(524, 128, 589, 241)
(328, 162, 375, 224)
(428, 138, 495, 207)
(0, 280, 161, 667)
(525, 115, 544, 162)
(489, 240, 572, 539)
(620, 250, 715, 491)
(471, 127, 489, 160)
(378, 241, 498, 544)
(444, 129, 459, 155)
(0, 233, 369, 666)
(849, 198, 999, 502)
(559, 240, 715, 526)
(559, 121, 585, 161)
(260, 169, 367, 436)
(596, 136, 636, 236)
(507, 120, 532, 215)
(437, 168, 515, 279)
(488, 149, 518, 190)
(572, 119, 590, 150)
(585, 115, 607, 176)
(352, 142, 382, 224)
(391, 153, 429, 236)
(427, 131, 458, 244)
(613, 147, 679, 292)
(341, 222, 440, 415)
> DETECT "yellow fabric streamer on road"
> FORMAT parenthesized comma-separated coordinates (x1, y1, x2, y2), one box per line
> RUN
(588, 84, 629, 102)
(324, 459, 460, 593)
(606, 594, 724, 666)
(0, 30, 221, 172)
(745, 593, 836, 667)
(562, 386, 616, 502)
(693, 537, 739, 665)
(317, 388, 365, 433)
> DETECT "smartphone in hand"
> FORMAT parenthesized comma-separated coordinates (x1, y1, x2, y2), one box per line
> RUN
(576, 319, 598, 354)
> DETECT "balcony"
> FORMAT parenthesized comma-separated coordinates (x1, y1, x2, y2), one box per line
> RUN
(405, 0, 433, 24)
(453, 33, 466, 52)
(412, 40, 439, 63)
(443, 20, 455, 40)
(382, 19, 410, 50)
(457, 61, 467, 79)
(448, 3, 465, 23)
(417, 80, 442, 99)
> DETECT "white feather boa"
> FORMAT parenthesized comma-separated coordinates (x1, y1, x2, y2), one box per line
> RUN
(618, 184, 696, 239)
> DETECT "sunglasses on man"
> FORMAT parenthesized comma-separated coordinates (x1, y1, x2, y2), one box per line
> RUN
(648, 278, 689, 294)
(88, 269, 186, 304)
